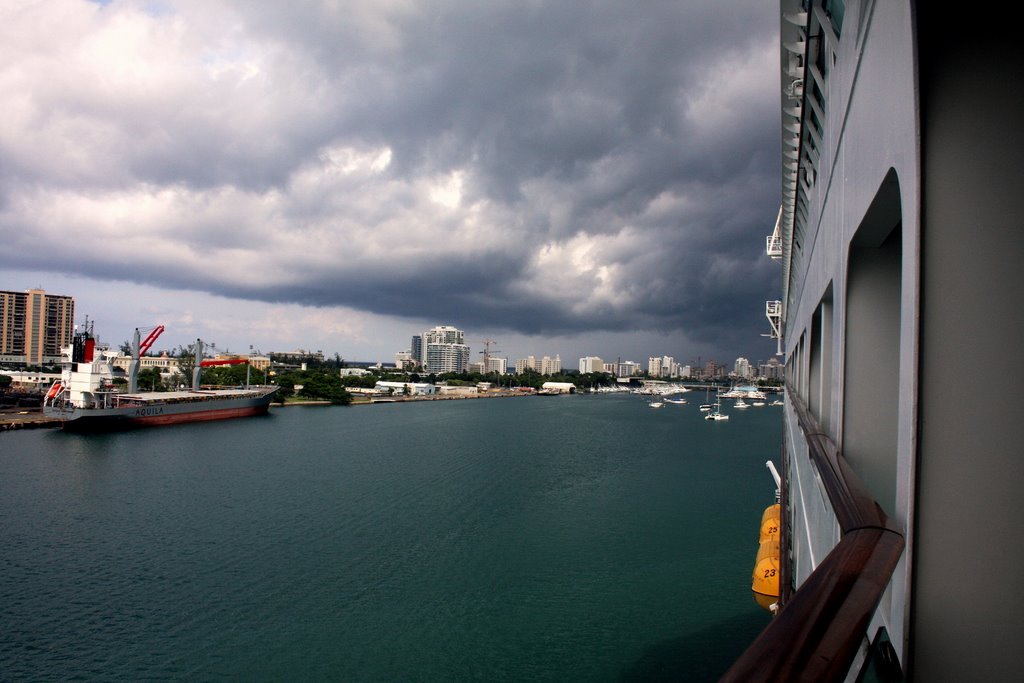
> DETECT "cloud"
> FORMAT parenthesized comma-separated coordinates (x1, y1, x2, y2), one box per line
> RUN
(0, 0, 781, 362)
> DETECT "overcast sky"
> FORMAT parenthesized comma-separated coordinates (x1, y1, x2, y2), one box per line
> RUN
(1, 0, 781, 367)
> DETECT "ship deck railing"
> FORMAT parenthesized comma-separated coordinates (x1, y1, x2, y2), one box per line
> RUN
(721, 384, 905, 682)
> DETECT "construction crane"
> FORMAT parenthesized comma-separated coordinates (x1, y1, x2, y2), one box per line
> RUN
(478, 339, 500, 373)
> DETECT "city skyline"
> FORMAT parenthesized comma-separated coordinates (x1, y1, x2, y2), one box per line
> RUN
(0, 1, 781, 366)
(0, 287, 779, 373)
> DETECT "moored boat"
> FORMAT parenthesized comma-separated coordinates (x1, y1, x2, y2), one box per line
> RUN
(43, 321, 277, 431)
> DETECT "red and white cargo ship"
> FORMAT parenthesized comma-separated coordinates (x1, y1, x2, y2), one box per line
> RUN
(43, 321, 277, 431)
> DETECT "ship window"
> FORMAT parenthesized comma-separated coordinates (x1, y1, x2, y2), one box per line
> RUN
(808, 285, 834, 433)
(843, 169, 902, 517)
(825, 0, 845, 38)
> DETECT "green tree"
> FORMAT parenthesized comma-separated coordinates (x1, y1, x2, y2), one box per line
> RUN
(137, 367, 165, 392)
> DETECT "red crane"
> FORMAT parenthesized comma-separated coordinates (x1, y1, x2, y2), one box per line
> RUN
(138, 325, 165, 355)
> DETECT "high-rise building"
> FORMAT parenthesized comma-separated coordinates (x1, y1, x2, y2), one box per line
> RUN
(515, 356, 536, 374)
(423, 326, 464, 346)
(539, 355, 561, 375)
(417, 326, 470, 373)
(734, 357, 751, 379)
(0, 288, 75, 365)
(759, 357, 784, 381)
(516, 354, 560, 375)
(425, 341, 470, 374)
(616, 361, 641, 377)
(410, 335, 423, 366)
(485, 357, 507, 374)
(579, 356, 605, 373)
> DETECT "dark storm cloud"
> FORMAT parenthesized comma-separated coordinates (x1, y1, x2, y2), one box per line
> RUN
(0, 0, 780, 357)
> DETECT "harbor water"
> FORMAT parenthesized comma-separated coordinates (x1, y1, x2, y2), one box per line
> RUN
(0, 393, 779, 681)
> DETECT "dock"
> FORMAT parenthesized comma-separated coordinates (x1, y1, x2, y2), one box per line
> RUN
(0, 408, 61, 431)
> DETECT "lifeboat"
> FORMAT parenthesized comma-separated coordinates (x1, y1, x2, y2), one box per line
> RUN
(752, 502, 781, 611)
(45, 381, 63, 400)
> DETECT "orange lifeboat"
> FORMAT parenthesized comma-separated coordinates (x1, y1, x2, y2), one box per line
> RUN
(752, 502, 781, 611)
(45, 381, 63, 400)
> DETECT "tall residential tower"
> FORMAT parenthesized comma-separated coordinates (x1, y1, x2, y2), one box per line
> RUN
(0, 288, 75, 365)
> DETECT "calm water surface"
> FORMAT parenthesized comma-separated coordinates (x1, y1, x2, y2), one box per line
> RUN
(1, 393, 779, 681)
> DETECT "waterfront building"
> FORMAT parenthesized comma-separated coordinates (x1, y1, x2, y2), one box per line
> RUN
(374, 381, 436, 396)
(758, 357, 783, 381)
(615, 361, 640, 377)
(540, 381, 575, 394)
(436, 384, 478, 396)
(423, 325, 464, 346)
(579, 356, 605, 373)
(410, 335, 423, 366)
(484, 357, 507, 374)
(395, 350, 416, 370)
(516, 355, 560, 375)
(2, 369, 62, 390)
(703, 361, 725, 379)
(113, 353, 180, 375)
(269, 349, 325, 364)
(424, 341, 470, 374)
(539, 355, 561, 375)
(419, 326, 469, 374)
(648, 355, 677, 378)
(733, 357, 751, 379)
(0, 288, 75, 366)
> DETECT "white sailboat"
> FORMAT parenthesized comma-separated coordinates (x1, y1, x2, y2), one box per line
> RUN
(704, 397, 729, 421)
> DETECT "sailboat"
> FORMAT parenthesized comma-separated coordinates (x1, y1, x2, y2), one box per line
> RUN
(699, 383, 713, 412)
(704, 396, 729, 421)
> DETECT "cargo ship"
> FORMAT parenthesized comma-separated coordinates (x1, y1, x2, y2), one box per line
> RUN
(43, 321, 277, 431)
(723, 2, 1024, 681)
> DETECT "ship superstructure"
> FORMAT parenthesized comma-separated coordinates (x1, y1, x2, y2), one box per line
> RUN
(725, 2, 1024, 680)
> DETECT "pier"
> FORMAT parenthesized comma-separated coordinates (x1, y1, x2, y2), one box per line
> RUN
(0, 408, 61, 432)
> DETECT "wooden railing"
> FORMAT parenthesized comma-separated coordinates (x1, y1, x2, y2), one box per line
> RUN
(720, 387, 905, 682)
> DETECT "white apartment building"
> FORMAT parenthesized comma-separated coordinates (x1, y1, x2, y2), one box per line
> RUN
(579, 356, 605, 373)
(648, 355, 679, 378)
(417, 325, 470, 374)
(395, 350, 416, 370)
(539, 355, 561, 375)
(425, 341, 470, 374)
(516, 355, 560, 374)
(485, 357, 507, 374)
(515, 356, 536, 374)
(616, 361, 641, 377)
(423, 325, 464, 345)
